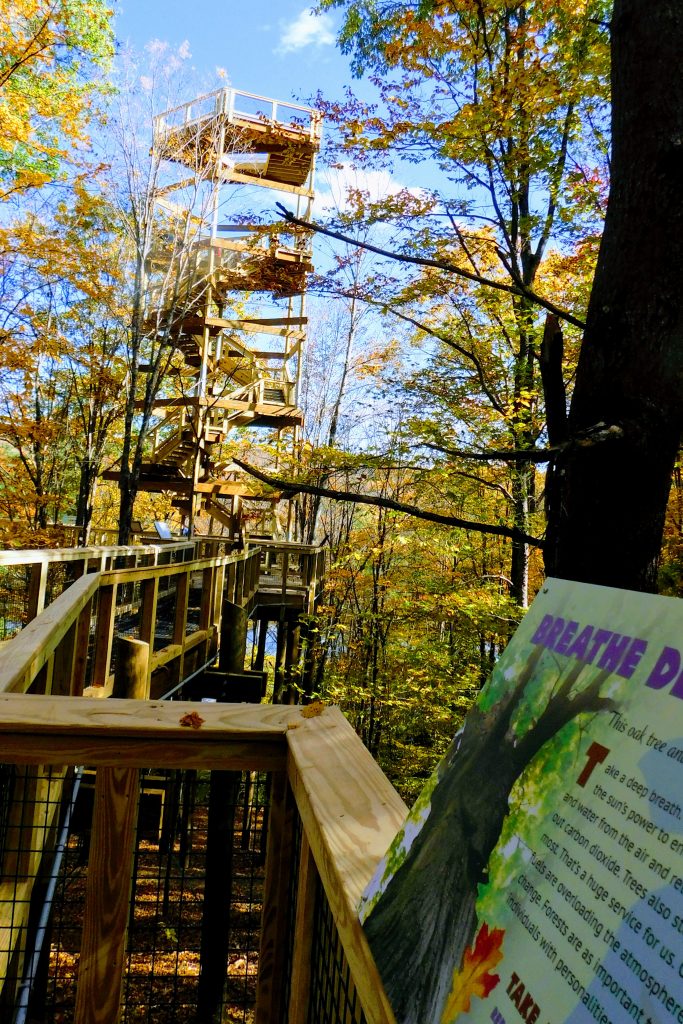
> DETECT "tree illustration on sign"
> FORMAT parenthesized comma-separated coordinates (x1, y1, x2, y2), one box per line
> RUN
(362, 638, 618, 1023)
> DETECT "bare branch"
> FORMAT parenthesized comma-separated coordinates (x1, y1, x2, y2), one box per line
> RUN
(275, 205, 586, 330)
(232, 457, 544, 547)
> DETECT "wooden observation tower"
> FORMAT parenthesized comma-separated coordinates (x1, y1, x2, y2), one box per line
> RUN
(131, 87, 321, 536)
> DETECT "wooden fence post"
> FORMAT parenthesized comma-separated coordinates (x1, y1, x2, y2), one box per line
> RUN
(255, 771, 296, 1023)
(75, 767, 139, 1024)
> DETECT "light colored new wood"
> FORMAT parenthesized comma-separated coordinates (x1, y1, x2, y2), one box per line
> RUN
(286, 707, 407, 1024)
(0, 695, 302, 769)
(112, 637, 150, 699)
(0, 572, 100, 694)
(255, 771, 295, 1023)
(75, 766, 139, 1024)
(287, 832, 318, 1024)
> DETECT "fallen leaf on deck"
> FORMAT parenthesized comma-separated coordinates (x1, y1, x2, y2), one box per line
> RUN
(179, 711, 205, 729)
(301, 700, 325, 718)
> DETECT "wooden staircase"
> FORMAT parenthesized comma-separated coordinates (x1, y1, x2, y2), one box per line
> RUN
(109, 88, 320, 528)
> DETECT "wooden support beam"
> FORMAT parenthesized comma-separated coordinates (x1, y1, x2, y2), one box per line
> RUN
(75, 766, 139, 1024)
(287, 832, 318, 1024)
(112, 637, 151, 700)
(26, 561, 48, 622)
(255, 771, 296, 1023)
(286, 709, 407, 1024)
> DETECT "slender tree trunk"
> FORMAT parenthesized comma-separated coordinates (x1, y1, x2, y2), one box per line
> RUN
(545, 0, 683, 590)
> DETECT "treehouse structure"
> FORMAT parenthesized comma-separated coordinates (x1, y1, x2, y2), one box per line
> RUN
(121, 87, 322, 538)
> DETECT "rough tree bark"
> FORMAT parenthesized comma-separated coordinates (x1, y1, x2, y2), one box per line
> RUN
(545, 0, 683, 591)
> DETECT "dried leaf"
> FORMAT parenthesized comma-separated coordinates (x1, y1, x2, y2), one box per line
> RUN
(440, 923, 504, 1021)
(301, 699, 325, 719)
(179, 711, 205, 730)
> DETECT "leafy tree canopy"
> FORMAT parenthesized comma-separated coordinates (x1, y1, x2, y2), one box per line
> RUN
(0, 0, 114, 193)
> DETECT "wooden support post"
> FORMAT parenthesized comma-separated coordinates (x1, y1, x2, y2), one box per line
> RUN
(273, 618, 287, 704)
(283, 622, 301, 705)
(254, 618, 269, 672)
(287, 833, 318, 1024)
(26, 561, 48, 622)
(51, 620, 78, 697)
(199, 567, 213, 631)
(173, 571, 190, 646)
(92, 584, 116, 686)
(72, 599, 93, 696)
(219, 600, 248, 674)
(112, 637, 150, 700)
(75, 766, 139, 1024)
(299, 617, 316, 702)
(196, 770, 239, 1024)
(255, 771, 296, 1024)
(139, 577, 159, 647)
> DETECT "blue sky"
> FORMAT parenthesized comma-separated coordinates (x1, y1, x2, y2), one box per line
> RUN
(114, 1, 351, 111)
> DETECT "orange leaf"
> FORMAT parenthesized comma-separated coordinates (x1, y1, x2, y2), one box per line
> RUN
(440, 923, 504, 1021)
(301, 699, 325, 718)
(179, 711, 204, 729)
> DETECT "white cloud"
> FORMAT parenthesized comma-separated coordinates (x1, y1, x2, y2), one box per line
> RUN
(315, 163, 427, 218)
(276, 8, 335, 55)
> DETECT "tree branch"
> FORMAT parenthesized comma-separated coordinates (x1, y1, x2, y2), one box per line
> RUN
(232, 457, 544, 547)
(423, 421, 624, 463)
(275, 204, 586, 330)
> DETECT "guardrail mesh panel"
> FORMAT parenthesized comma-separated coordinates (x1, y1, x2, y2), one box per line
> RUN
(307, 877, 367, 1024)
(1, 767, 270, 1024)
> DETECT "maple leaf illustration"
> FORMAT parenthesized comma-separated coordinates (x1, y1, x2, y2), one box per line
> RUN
(440, 922, 505, 1022)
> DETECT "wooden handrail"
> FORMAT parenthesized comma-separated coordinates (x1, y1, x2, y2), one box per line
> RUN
(0, 696, 403, 1024)
(0, 573, 100, 694)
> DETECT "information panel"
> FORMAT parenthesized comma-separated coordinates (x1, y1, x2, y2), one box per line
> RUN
(360, 579, 683, 1024)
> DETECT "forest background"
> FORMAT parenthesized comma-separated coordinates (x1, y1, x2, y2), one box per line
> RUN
(1, 0, 680, 802)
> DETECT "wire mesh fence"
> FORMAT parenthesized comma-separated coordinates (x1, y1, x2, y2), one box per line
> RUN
(307, 876, 368, 1024)
(0, 765, 271, 1024)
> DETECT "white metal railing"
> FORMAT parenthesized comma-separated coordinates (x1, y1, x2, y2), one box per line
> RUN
(154, 87, 322, 142)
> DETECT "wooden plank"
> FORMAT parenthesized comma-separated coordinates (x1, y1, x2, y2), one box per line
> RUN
(255, 771, 296, 1024)
(287, 832, 318, 1024)
(0, 694, 301, 743)
(101, 552, 243, 586)
(286, 708, 407, 1024)
(139, 577, 159, 647)
(26, 561, 48, 622)
(75, 767, 139, 1024)
(72, 599, 94, 696)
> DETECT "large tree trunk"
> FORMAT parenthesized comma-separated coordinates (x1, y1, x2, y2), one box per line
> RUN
(545, 0, 683, 590)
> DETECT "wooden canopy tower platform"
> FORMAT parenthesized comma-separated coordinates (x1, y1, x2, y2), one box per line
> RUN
(110, 88, 322, 536)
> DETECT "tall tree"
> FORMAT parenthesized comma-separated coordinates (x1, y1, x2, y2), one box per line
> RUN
(0, 0, 114, 193)
(299, 0, 611, 602)
(545, 0, 683, 591)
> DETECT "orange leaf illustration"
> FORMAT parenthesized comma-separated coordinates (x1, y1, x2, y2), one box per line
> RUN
(440, 923, 504, 1022)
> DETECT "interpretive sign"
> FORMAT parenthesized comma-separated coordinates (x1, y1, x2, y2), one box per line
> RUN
(360, 578, 683, 1024)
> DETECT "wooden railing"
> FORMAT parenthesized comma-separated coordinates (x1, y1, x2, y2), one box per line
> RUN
(0, 697, 405, 1024)
(0, 546, 261, 699)
(252, 539, 327, 614)
(0, 542, 197, 637)
(0, 544, 403, 1015)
